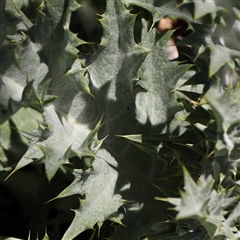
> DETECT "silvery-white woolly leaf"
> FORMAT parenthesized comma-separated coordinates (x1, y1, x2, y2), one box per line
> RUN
(0, 2, 48, 122)
(1, 0, 204, 238)
(47, 0, 193, 166)
(163, 168, 238, 239)
(182, 0, 225, 20)
(0, 107, 43, 171)
(55, 0, 188, 237)
(179, 0, 240, 79)
(202, 81, 240, 133)
(134, 23, 192, 125)
(225, 201, 240, 228)
(54, 149, 125, 240)
(121, 0, 192, 126)
(0, 0, 83, 124)
(7, 105, 101, 180)
(123, 0, 193, 24)
(64, 59, 92, 95)
(51, 0, 195, 238)
(37, 105, 103, 180)
(52, 0, 151, 136)
(0, 237, 23, 240)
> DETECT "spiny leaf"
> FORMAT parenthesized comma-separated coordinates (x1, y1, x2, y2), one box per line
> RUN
(57, 150, 125, 240)
(189, 0, 226, 20)
(64, 59, 93, 96)
(0, 10, 48, 122)
(41, 232, 50, 240)
(118, 133, 169, 157)
(162, 167, 239, 239)
(6, 105, 100, 180)
(0, 237, 23, 240)
(2, 0, 240, 239)
(40, 145, 70, 181)
(123, 0, 193, 24)
(175, 169, 212, 219)
(40, 106, 104, 180)
(134, 23, 192, 125)
(209, 44, 240, 77)
(5, 143, 43, 180)
(203, 82, 240, 133)
(225, 201, 240, 227)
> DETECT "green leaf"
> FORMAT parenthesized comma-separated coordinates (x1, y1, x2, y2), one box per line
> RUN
(41, 232, 50, 240)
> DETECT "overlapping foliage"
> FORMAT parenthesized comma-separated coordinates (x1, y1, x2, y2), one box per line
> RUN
(0, 0, 239, 239)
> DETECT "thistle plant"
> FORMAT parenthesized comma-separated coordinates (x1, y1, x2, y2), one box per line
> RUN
(0, 0, 239, 239)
